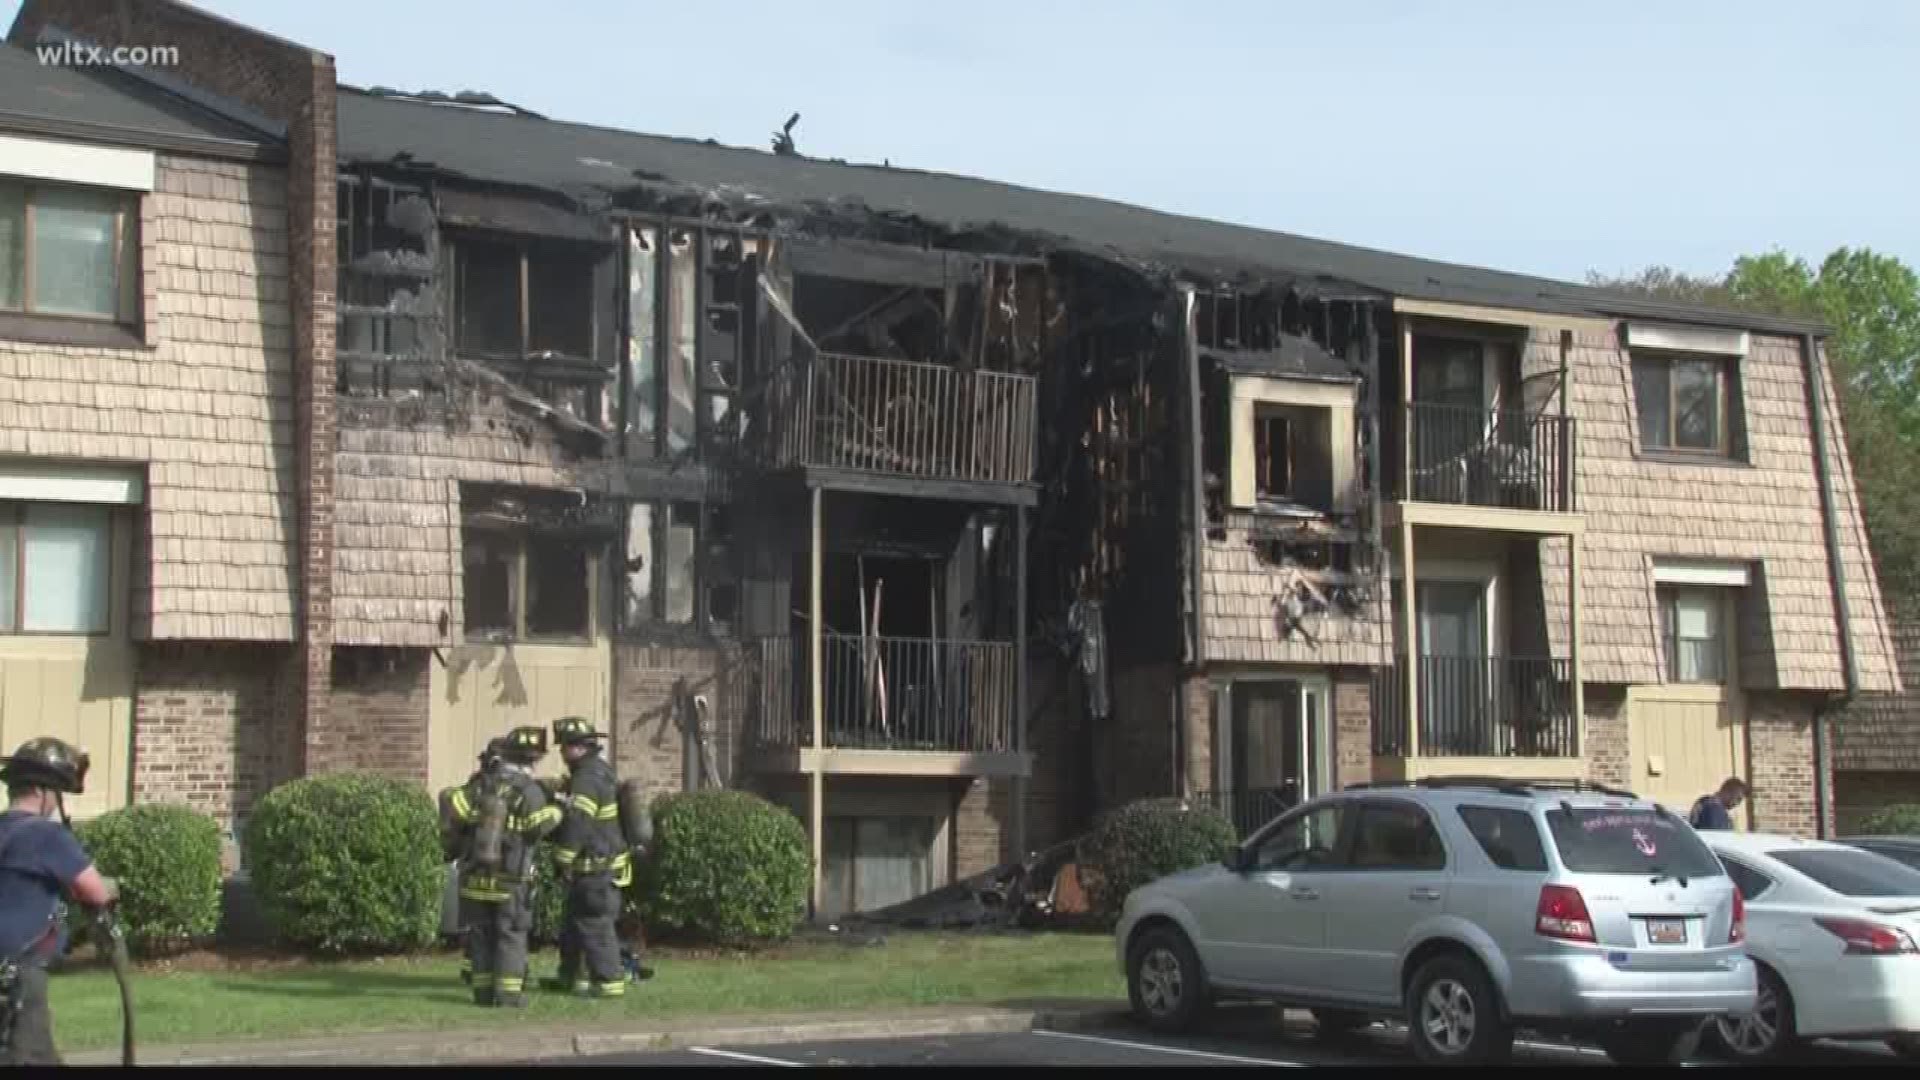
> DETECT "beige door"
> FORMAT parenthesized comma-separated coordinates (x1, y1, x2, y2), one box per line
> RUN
(0, 638, 135, 819)
(1627, 683, 1747, 821)
(428, 641, 611, 794)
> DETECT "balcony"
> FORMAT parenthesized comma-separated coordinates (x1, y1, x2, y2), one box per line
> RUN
(1392, 403, 1575, 517)
(764, 352, 1038, 494)
(1371, 655, 1577, 762)
(748, 634, 1027, 776)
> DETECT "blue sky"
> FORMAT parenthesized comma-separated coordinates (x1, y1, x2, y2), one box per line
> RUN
(12, 0, 1915, 283)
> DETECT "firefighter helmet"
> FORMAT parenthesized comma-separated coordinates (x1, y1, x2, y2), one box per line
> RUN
(552, 716, 606, 746)
(501, 725, 548, 763)
(1, 737, 91, 795)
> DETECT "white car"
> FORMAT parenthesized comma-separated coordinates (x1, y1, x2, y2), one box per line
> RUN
(1699, 831, 1920, 1062)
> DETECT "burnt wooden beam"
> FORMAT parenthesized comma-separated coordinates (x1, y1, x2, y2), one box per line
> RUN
(787, 236, 987, 290)
(799, 466, 1039, 508)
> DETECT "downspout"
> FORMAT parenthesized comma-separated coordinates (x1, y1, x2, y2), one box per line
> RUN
(1802, 331, 1857, 839)
(1179, 286, 1206, 796)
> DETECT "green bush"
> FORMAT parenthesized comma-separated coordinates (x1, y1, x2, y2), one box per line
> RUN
(529, 854, 566, 948)
(1081, 797, 1237, 920)
(634, 789, 809, 946)
(73, 804, 223, 957)
(244, 772, 444, 954)
(1859, 803, 1920, 836)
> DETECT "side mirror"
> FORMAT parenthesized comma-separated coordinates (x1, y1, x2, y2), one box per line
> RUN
(1223, 847, 1250, 872)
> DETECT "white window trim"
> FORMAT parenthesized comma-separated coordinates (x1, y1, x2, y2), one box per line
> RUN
(1228, 377, 1356, 511)
(1625, 322, 1749, 358)
(0, 462, 145, 505)
(1652, 557, 1751, 588)
(0, 133, 155, 192)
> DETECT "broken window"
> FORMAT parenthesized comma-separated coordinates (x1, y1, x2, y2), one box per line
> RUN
(703, 502, 738, 629)
(455, 237, 522, 358)
(1252, 403, 1333, 513)
(528, 252, 594, 358)
(623, 502, 656, 626)
(666, 229, 699, 454)
(462, 530, 519, 638)
(525, 534, 592, 638)
(336, 176, 434, 393)
(620, 499, 708, 630)
(626, 226, 659, 455)
(665, 502, 698, 623)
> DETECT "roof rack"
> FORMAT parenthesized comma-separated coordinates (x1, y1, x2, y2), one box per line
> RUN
(1343, 776, 1639, 800)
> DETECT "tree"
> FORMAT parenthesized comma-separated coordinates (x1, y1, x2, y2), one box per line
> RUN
(1590, 248, 1920, 599)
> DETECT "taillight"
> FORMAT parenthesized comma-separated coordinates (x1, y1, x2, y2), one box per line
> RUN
(1536, 884, 1596, 943)
(1815, 917, 1918, 956)
(1729, 888, 1746, 944)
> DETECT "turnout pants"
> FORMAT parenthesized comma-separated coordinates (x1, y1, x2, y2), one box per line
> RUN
(557, 872, 625, 996)
(460, 887, 531, 1006)
(1, 964, 59, 1066)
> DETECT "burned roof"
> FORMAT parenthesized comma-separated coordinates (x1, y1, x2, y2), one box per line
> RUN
(0, 42, 274, 157)
(1207, 337, 1357, 384)
(336, 87, 1823, 336)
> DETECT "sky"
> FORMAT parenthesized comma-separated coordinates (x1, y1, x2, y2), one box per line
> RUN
(9, 0, 1916, 284)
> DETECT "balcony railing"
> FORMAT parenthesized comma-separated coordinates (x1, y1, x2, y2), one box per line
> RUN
(749, 634, 1017, 753)
(1371, 655, 1577, 758)
(765, 352, 1037, 484)
(1192, 785, 1299, 839)
(1395, 403, 1574, 513)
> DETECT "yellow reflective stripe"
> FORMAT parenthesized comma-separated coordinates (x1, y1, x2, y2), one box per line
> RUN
(613, 863, 633, 889)
(594, 804, 621, 821)
(497, 977, 525, 993)
(570, 795, 602, 817)
(572, 850, 634, 875)
(592, 981, 626, 997)
(552, 848, 579, 865)
(518, 805, 562, 831)
(450, 789, 475, 821)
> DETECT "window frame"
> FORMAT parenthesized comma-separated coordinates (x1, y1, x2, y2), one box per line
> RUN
(1347, 798, 1450, 872)
(0, 500, 116, 637)
(1246, 801, 1352, 873)
(1630, 351, 1738, 458)
(0, 177, 141, 329)
(1658, 583, 1731, 684)
(619, 497, 735, 636)
(459, 522, 602, 645)
(1456, 804, 1549, 872)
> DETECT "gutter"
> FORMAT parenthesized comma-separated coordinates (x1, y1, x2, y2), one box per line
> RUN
(1802, 332, 1857, 839)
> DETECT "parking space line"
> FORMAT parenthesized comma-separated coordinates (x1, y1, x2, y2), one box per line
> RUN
(1033, 1029, 1307, 1066)
(688, 1047, 805, 1066)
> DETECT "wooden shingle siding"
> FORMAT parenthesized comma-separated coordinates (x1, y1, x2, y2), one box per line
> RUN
(1533, 328, 1897, 693)
(1834, 606, 1920, 771)
(0, 155, 297, 640)
(1200, 525, 1391, 666)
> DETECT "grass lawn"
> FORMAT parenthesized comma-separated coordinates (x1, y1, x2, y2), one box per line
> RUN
(48, 931, 1124, 1053)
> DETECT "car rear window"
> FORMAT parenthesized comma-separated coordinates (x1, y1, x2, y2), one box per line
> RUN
(1771, 848, 1920, 898)
(1544, 807, 1723, 877)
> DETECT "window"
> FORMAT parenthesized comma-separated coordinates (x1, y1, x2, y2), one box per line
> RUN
(1632, 353, 1735, 455)
(1457, 806, 1548, 871)
(452, 235, 598, 360)
(1349, 802, 1447, 871)
(1250, 804, 1347, 872)
(1544, 807, 1724, 878)
(622, 499, 727, 631)
(1718, 856, 1776, 901)
(821, 815, 936, 917)
(1659, 585, 1728, 683)
(1770, 847, 1920, 898)
(0, 180, 139, 322)
(460, 527, 597, 642)
(1252, 404, 1333, 511)
(0, 502, 112, 634)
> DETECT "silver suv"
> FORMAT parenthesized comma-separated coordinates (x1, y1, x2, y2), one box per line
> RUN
(1115, 777, 1756, 1065)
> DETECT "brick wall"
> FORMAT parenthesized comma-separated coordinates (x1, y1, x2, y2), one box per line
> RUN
(1097, 663, 1178, 810)
(954, 778, 1009, 877)
(132, 642, 293, 830)
(612, 642, 737, 798)
(1746, 691, 1829, 837)
(1181, 673, 1211, 795)
(1584, 685, 1632, 790)
(1532, 328, 1896, 693)
(0, 154, 296, 641)
(1835, 771, 1920, 833)
(322, 646, 428, 781)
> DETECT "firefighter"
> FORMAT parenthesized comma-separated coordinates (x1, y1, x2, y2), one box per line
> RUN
(456, 737, 507, 988)
(0, 739, 119, 1064)
(543, 716, 631, 998)
(448, 726, 560, 1007)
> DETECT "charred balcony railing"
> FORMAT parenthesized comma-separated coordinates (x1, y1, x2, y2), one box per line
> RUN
(1395, 403, 1575, 513)
(765, 352, 1037, 484)
(1370, 655, 1576, 758)
(750, 634, 1017, 753)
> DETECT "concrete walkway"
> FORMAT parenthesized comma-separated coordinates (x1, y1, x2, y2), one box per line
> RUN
(66, 1000, 1132, 1066)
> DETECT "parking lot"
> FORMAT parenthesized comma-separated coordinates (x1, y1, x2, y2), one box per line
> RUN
(548, 1012, 1906, 1068)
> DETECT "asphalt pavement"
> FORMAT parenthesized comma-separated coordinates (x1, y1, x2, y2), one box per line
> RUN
(542, 1012, 1907, 1068)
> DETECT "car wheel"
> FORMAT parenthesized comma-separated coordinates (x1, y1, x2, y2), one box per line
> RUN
(1596, 1020, 1698, 1065)
(1403, 954, 1513, 1066)
(1708, 964, 1797, 1063)
(1311, 1008, 1371, 1038)
(1887, 1034, 1920, 1060)
(1126, 926, 1210, 1035)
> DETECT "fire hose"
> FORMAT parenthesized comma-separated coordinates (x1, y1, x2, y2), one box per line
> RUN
(86, 906, 134, 1067)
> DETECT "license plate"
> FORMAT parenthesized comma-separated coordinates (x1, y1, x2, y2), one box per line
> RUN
(1646, 918, 1688, 945)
